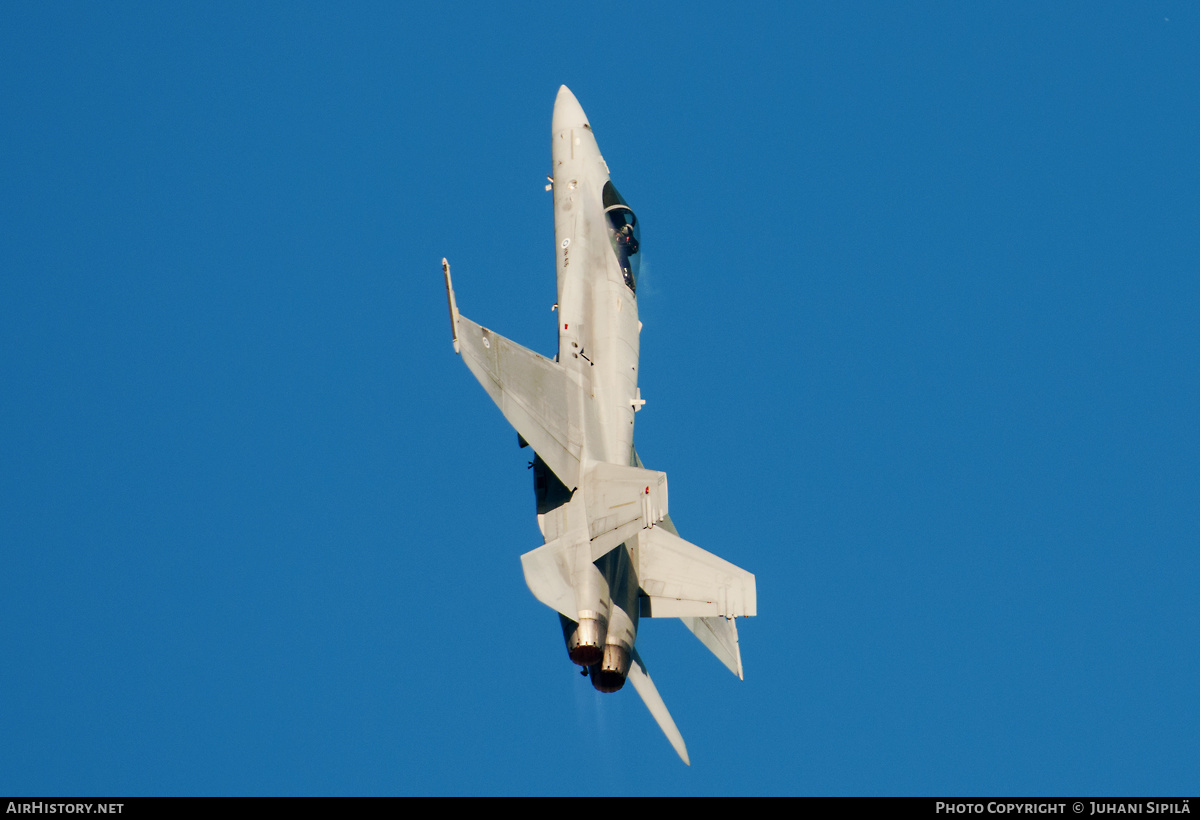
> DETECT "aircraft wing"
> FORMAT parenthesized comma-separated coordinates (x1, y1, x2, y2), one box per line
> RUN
(636, 526, 756, 619)
(635, 526, 755, 681)
(655, 511, 746, 679)
(445, 260, 584, 490)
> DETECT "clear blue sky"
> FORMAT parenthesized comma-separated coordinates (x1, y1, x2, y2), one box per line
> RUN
(2, 1, 1197, 796)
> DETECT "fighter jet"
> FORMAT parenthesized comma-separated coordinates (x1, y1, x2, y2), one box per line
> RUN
(443, 86, 756, 765)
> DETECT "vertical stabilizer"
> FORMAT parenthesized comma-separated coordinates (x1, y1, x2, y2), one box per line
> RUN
(626, 648, 690, 765)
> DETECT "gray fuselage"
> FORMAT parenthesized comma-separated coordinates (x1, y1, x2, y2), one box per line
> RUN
(551, 89, 640, 469)
(541, 87, 643, 686)
(446, 86, 754, 761)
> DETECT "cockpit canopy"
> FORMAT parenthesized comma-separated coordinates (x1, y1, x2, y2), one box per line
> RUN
(603, 181, 640, 293)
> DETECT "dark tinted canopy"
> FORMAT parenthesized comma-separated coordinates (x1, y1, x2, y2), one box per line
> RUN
(602, 181, 640, 292)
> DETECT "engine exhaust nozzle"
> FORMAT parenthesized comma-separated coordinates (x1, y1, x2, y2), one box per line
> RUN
(565, 616, 606, 667)
(589, 644, 631, 693)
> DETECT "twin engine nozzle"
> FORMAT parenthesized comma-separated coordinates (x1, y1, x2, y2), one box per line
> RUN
(561, 614, 633, 692)
(565, 615, 606, 667)
(531, 456, 651, 695)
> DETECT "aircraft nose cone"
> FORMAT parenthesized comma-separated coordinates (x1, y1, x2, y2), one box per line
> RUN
(553, 85, 590, 132)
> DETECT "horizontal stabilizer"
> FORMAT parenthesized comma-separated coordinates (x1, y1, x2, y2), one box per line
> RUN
(452, 308, 584, 491)
(627, 648, 690, 765)
(636, 527, 756, 619)
(519, 536, 582, 620)
(681, 615, 744, 679)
